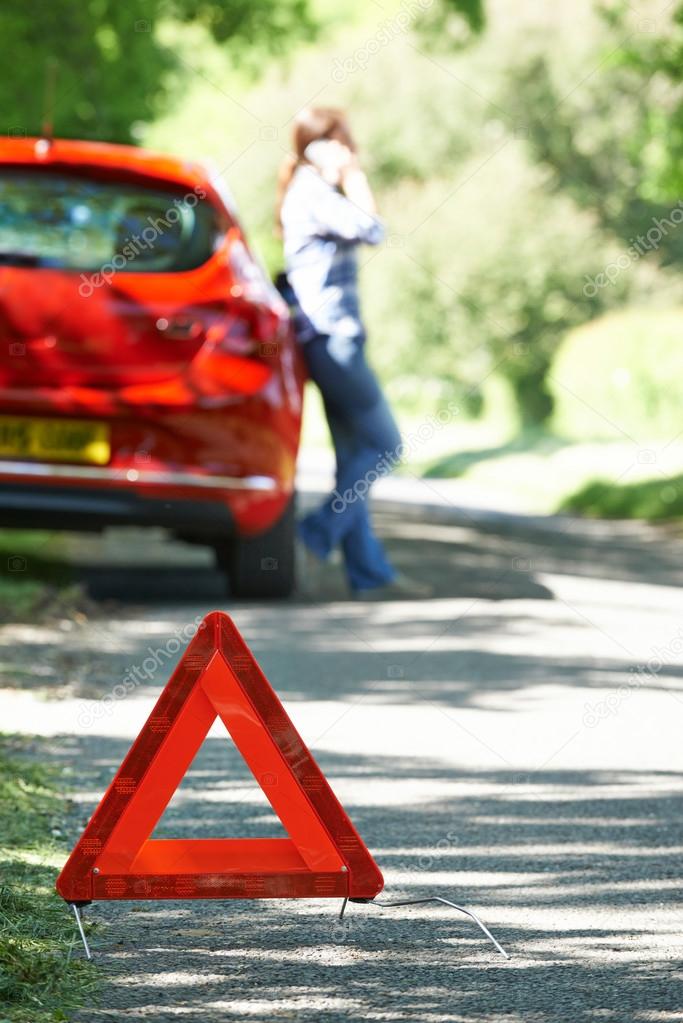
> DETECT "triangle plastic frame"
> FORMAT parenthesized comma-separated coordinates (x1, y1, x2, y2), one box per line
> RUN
(56, 611, 383, 904)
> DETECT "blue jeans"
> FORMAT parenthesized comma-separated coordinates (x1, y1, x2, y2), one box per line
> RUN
(299, 333, 402, 591)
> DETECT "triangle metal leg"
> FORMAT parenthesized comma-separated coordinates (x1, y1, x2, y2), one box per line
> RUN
(368, 894, 509, 958)
(69, 903, 92, 960)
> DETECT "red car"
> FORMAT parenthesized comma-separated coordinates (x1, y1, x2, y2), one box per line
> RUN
(0, 137, 304, 597)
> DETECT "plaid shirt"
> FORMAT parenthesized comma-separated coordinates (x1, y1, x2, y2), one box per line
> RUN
(281, 165, 384, 343)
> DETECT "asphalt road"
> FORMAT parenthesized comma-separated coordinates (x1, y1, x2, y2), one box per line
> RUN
(2, 501, 683, 1022)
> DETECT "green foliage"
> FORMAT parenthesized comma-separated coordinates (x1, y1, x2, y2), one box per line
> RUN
(500, 14, 683, 262)
(451, 200, 626, 426)
(171, 0, 315, 47)
(443, 0, 485, 32)
(0, 737, 97, 1022)
(380, 0, 683, 422)
(393, 255, 484, 416)
(417, 0, 486, 50)
(361, 141, 631, 423)
(550, 309, 683, 441)
(141, 0, 683, 428)
(598, 1, 683, 202)
(559, 474, 683, 521)
(0, 0, 316, 143)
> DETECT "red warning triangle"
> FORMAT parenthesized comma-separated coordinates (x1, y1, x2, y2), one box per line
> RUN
(56, 611, 383, 904)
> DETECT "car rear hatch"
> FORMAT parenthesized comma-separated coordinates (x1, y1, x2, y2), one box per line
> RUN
(0, 165, 225, 394)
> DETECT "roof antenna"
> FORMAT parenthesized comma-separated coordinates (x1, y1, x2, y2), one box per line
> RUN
(41, 58, 58, 143)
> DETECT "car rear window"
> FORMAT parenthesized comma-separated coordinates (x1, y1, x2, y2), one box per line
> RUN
(0, 168, 221, 273)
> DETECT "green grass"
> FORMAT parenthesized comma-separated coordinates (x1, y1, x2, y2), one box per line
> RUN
(0, 735, 98, 1022)
(0, 533, 83, 623)
(416, 421, 683, 518)
(559, 474, 683, 521)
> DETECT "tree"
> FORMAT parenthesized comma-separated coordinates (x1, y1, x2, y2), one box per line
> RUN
(0, 0, 315, 143)
(500, 50, 683, 272)
(418, 0, 485, 48)
(413, 0, 683, 423)
(600, 1, 683, 204)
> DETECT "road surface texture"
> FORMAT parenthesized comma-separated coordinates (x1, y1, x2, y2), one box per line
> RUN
(2, 497, 682, 1022)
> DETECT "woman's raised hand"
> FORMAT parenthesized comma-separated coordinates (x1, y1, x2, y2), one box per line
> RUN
(340, 158, 377, 217)
(304, 139, 354, 186)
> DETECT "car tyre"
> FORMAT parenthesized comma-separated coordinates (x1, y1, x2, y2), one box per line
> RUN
(216, 496, 296, 599)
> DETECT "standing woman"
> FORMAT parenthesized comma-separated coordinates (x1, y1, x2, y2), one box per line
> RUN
(278, 107, 422, 598)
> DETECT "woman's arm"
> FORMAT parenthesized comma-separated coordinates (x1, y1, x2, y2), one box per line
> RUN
(340, 157, 377, 217)
(307, 147, 384, 246)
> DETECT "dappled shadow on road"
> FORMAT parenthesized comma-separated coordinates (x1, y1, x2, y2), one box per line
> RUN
(81, 565, 227, 604)
(378, 508, 683, 592)
(3, 578, 683, 711)
(6, 504, 681, 1021)
(51, 732, 683, 1023)
(39, 509, 557, 604)
(20, 501, 683, 608)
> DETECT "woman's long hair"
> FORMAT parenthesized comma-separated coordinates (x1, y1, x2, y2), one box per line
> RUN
(275, 106, 355, 231)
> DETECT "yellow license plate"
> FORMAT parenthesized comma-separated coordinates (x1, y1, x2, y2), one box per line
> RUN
(0, 416, 111, 465)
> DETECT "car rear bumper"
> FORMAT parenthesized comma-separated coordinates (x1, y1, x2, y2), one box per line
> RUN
(0, 461, 283, 536)
(0, 480, 237, 535)
(0, 459, 278, 491)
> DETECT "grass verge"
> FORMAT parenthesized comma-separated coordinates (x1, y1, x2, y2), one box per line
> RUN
(0, 734, 97, 1022)
(417, 424, 683, 518)
(0, 532, 86, 623)
(559, 474, 683, 521)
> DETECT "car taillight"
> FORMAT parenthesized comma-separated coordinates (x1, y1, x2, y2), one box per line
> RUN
(210, 317, 259, 356)
(187, 301, 281, 397)
(211, 300, 283, 360)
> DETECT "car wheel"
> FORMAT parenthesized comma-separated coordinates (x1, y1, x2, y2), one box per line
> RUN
(216, 496, 296, 599)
